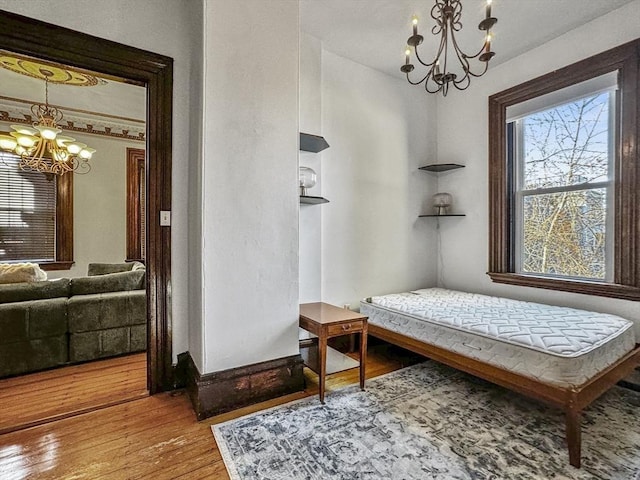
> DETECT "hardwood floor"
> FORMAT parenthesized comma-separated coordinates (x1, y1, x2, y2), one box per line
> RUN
(0, 353, 148, 435)
(0, 344, 419, 480)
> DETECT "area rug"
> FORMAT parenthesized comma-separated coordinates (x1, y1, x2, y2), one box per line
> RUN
(212, 362, 640, 480)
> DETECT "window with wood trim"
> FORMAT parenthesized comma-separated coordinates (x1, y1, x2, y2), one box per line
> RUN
(488, 40, 640, 300)
(0, 152, 73, 270)
(126, 148, 145, 263)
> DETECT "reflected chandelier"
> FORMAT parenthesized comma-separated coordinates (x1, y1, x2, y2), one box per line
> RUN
(401, 0, 497, 96)
(0, 70, 96, 175)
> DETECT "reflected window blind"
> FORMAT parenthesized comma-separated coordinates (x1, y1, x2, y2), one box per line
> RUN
(0, 153, 56, 262)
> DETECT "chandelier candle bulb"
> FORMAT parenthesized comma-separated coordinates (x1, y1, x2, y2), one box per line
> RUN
(412, 15, 418, 36)
(486, 0, 492, 19)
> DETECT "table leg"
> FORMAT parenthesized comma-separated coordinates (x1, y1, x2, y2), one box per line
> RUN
(360, 327, 367, 391)
(319, 336, 327, 404)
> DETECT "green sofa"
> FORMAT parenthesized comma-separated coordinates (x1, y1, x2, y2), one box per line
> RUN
(0, 263, 146, 378)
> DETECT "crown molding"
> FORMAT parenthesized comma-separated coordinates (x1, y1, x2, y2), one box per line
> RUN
(0, 95, 145, 142)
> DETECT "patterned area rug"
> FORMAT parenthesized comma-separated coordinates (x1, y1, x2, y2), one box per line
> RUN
(212, 362, 640, 480)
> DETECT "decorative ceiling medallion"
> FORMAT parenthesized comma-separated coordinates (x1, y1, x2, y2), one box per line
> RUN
(0, 54, 106, 87)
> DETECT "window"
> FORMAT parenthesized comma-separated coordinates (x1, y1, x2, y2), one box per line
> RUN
(0, 152, 73, 270)
(488, 40, 640, 300)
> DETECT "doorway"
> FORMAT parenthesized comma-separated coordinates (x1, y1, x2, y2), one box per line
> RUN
(0, 12, 173, 395)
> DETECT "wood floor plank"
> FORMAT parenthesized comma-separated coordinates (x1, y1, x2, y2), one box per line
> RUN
(0, 353, 148, 435)
(0, 353, 146, 390)
(0, 344, 417, 479)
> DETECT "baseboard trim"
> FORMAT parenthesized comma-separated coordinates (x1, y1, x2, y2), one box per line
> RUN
(180, 351, 304, 420)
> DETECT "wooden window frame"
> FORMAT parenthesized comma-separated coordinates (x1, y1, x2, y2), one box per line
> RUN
(488, 39, 640, 301)
(41, 172, 74, 270)
(126, 148, 145, 263)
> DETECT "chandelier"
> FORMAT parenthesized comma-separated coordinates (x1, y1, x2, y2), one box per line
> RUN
(0, 71, 96, 175)
(401, 0, 497, 96)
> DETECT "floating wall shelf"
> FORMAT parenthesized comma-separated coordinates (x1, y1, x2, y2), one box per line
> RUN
(300, 133, 330, 153)
(300, 195, 329, 205)
(419, 214, 466, 217)
(419, 163, 465, 172)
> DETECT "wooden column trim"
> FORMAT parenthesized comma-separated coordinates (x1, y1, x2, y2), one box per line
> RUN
(180, 352, 305, 420)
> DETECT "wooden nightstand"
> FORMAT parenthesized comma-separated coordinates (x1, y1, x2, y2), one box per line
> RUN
(299, 302, 368, 403)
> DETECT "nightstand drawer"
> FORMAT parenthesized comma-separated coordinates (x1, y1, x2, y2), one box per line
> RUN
(326, 320, 363, 337)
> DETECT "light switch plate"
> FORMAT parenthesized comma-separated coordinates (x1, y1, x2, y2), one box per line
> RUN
(160, 210, 171, 227)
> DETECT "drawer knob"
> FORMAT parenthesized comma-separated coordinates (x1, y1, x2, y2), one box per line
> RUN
(342, 324, 351, 331)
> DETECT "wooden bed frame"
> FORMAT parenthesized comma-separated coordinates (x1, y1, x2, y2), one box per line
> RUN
(369, 323, 640, 468)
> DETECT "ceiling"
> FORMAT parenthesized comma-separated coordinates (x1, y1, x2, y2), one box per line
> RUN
(300, 0, 637, 79)
(0, 51, 146, 140)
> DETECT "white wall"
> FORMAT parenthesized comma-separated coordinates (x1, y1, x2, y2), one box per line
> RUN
(299, 33, 323, 303)
(436, 1, 640, 332)
(0, 0, 204, 362)
(320, 50, 438, 309)
(201, 0, 300, 373)
(67, 135, 143, 279)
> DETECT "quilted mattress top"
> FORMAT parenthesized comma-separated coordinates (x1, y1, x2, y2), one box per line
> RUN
(367, 288, 634, 357)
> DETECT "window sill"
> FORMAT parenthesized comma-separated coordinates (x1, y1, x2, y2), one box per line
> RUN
(40, 261, 74, 271)
(487, 272, 640, 301)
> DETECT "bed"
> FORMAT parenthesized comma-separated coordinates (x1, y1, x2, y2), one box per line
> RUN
(360, 288, 640, 468)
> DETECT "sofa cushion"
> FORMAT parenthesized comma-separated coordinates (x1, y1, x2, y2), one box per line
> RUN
(70, 269, 145, 296)
(0, 336, 68, 378)
(0, 278, 70, 304)
(87, 261, 145, 276)
(0, 298, 68, 344)
(68, 289, 147, 363)
(68, 290, 146, 333)
(0, 263, 47, 284)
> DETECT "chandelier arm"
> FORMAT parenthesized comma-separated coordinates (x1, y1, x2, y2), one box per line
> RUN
(414, 29, 446, 68)
(430, 1, 444, 35)
(466, 60, 490, 78)
(466, 39, 490, 60)
(452, 71, 472, 89)
(424, 69, 445, 94)
(425, 84, 443, 94)
(440, 22, 450, 80)
(424, 77, 443, 95)
(448, 31, 472, 82)
(406, 71, 431, 86)
(413, 46, 430, 68)
(72, 157, 91, 174)
(450, 1, 463, 32)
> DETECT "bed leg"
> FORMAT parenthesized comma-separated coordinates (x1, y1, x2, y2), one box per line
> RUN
(565, 408, 582, 468)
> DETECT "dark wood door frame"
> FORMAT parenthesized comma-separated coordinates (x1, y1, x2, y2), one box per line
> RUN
(0, 10, 173, 394)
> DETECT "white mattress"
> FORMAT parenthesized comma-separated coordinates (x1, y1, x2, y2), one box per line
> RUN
(361, 288, 636, 387)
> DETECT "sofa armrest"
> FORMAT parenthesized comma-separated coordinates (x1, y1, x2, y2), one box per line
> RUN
(70, 270, 145, 295)
(0, 278, 70, 304)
